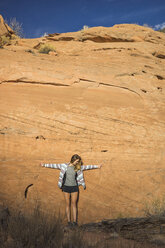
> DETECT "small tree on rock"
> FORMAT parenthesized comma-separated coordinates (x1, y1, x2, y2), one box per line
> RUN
(5, 17, 24, 38)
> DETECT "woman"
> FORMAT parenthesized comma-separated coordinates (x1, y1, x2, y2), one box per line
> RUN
(40, 154, 102, 227)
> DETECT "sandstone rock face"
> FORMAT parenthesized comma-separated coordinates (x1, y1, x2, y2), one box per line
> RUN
(0, 22, 165, 224)
(0, 15, 14, 36)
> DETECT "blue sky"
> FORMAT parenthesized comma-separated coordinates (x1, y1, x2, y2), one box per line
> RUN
(1, 0, 165, 38)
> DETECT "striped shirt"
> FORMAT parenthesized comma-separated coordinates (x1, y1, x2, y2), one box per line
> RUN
(41, 162, 99, 189)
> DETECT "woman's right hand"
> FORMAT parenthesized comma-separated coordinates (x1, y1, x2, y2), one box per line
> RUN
(40, 162, 44, 167)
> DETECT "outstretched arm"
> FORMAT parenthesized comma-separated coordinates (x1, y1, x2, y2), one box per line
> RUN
(40, 162, 64, 169)
(81, 164, 102, 171)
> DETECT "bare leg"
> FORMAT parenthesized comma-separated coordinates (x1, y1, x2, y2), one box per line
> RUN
(71, 192, 78, 222)
(64, 192, 71, 222)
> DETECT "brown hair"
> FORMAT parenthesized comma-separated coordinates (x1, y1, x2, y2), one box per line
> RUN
(70, 154, 83, 172)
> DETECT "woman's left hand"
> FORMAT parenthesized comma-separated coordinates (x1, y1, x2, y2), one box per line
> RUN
(98, 164, 102, 169)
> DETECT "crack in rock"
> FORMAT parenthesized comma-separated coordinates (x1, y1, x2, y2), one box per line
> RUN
(92, 47, 137, 51)
(152, 52, 165, 59)
(155, 75, 165, 80)
(77, 78, 142, 98)
(115, 72, 141, 77)
(0, 78, 69, 87)
(1, 77, 142, 98)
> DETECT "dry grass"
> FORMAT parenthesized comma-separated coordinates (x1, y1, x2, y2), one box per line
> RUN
(0, 35, 11, 47)
(143, 194, 165, 217)
(11, 34, 20, 40)
(38, 43, 56, 54)
(0, 202, 64, 248)
(0, 200, 160, 248)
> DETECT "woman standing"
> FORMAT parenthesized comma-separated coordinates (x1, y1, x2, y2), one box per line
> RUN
(41, 154, 102, 227)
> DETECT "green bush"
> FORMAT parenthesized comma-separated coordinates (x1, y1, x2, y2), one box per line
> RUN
(0, 35, 11, 47)
(38, 43, 56, 54)
(11, 34, 20, 40)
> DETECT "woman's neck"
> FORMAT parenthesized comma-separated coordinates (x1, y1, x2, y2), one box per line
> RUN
(69, 162, 74, 166)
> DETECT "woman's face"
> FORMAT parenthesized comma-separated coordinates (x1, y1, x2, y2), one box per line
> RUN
(72, 159, 80, 165)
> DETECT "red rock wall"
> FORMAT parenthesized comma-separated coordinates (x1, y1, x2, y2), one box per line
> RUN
(0, 23, 165, 224)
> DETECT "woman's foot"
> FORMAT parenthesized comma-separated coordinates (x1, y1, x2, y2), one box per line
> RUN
(67, 221, 73, 227)
(72, 221, 78, 227)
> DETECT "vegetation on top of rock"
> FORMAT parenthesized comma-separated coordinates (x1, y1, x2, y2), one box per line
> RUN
(143, 194, 165, 217)
(81, 25, 89, 31)
(4, 17, 24, 38)
(0, 35, 11, 47)
(0, 33, 20, 48)
(38, 43, 56, 54)
(0, 202, 161, 248)
(158, 27, 165, 33)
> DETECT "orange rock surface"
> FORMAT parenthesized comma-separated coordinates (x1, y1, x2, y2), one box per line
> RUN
(0, 17, 165, 224)
(0, 15, 14, 36)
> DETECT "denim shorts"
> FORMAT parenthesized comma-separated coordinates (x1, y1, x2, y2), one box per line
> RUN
(62, 185, 79, 193)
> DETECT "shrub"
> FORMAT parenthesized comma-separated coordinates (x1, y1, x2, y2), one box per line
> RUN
(0, 33, 20, 49)
(142, 23, 153, 28)
(158, 28, 165, 33)
(0, 35, 11, 47)
(1, 202, 64, 248)
(5, 17, 24, 38)
(0, 202, 159, 248)
(11, 34, 20, 40)
(82, 25, 89, 30)
(79, 25, 89, 32)
(143, 194, 165, 217)
(0, 201, 92, 248)
(38, 43, 56, 54)
(0, 197, 161, 248)
(40, 32, 48, 38)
